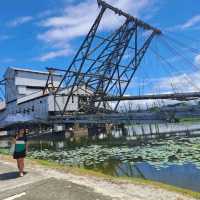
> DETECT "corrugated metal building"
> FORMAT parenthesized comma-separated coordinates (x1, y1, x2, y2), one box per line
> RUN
(4, 67, 62, 103)
(0, 67, 92, 123)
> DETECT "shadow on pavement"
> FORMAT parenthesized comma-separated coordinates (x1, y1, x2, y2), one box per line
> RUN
(0, 172, 28, 180)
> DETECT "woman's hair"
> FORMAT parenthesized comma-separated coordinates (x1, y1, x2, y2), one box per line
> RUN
(25, 128, 29, 134)
(15, 128, 26, 138)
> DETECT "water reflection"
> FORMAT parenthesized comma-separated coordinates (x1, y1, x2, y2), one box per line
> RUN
(116, 162, 146, 178)
(85, 159, 200, 192)
(135, 163, 200, 192)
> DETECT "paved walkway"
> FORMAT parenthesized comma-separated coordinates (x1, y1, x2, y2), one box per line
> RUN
(0, 161, 113, 200)
(0, 159, 197, 200)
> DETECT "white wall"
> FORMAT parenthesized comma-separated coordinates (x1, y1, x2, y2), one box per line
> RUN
(4, 67, 62, 103)
(2, 68, 96, 121)
(3, 96, 48, 120)
(17, 96, 49, 119)
(15, 71, 62, 88)
(48, 95, 79, 112)
(4, 68, 17, 103)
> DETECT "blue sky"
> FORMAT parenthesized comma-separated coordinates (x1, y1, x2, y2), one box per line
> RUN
(1, 0, 200, 96)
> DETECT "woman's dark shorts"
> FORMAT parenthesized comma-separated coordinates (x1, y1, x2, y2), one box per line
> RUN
(13, 151, 26, 159)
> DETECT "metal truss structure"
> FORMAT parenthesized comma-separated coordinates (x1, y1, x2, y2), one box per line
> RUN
(55, 0, 161, 114)
(43, 68, 57, 95)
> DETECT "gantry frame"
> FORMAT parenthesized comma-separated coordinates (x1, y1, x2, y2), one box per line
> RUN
(55, 0, 161, 115)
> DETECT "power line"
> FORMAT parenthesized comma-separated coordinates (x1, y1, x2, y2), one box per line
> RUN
(163, 34, 200, 55)
(149, 45, 200, 92)
(160, 36, 200, 73)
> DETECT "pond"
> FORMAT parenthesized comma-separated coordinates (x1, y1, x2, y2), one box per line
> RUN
(1, 136, 200, 192)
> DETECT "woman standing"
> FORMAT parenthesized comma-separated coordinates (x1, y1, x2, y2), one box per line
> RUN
(13, 129, 28, 177)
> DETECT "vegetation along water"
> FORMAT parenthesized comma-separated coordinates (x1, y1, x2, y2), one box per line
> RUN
(1, 133, 200, 192)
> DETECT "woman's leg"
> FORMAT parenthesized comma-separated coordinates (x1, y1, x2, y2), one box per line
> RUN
(21, 158, 24, 173)
(18, 158, 24, 175)
(16, 159, 20, 171)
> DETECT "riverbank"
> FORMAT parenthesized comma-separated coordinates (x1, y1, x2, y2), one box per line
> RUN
(0, 154, 200, 200)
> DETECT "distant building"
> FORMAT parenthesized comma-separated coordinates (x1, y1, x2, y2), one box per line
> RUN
(4, 67, 62, 103)
(0, 67, 93, 124)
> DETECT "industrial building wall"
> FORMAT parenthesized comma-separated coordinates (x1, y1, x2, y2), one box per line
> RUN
(17, 97, 49, 119)
(15, 70, 62, 88)
(2, 68, 95, 121)
(48, 95, 79, 112)
(4, 68, 17, 103)
(4, 96, 49, 120)
(4, 67, 63, 104)
(0, 109, 7, 121)
(6, 101, 16, 115)
(47, 85, 93, 112)
(15, 71, 61, 98)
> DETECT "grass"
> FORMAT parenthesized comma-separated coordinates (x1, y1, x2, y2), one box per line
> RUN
(179, 117, 200, 123)
(0, 152, 200, 199)
(0, 148, 9, 155)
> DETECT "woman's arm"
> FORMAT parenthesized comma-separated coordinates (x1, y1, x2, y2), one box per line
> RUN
(12, 137, 16, 144)
(24, 133, 28, 153)
(26, 142, 29, 153)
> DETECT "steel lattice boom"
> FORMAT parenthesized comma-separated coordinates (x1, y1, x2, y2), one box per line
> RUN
(56, 0, 161, 114)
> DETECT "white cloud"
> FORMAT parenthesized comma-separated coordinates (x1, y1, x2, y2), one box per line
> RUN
(129, 71, 200, 96)
(36, 0, 159, 63)
(37, 48, 73, 62)
(37, 10, 57, 19)
(153, 72, 200, 93)
(195, 54, 200, 65)
(1, 58, 15, 63)
(7, 16, 33, 27)
(117, 71, 200, 110)
(0, 35, 11, 41)
(181, 15, 200, 29)
(165, 15, 200, 32)
(38, 0, 157, 45)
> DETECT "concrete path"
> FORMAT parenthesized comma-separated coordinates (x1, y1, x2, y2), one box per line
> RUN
(0, 158, 197, 200)
(0, 161, 112, 200)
